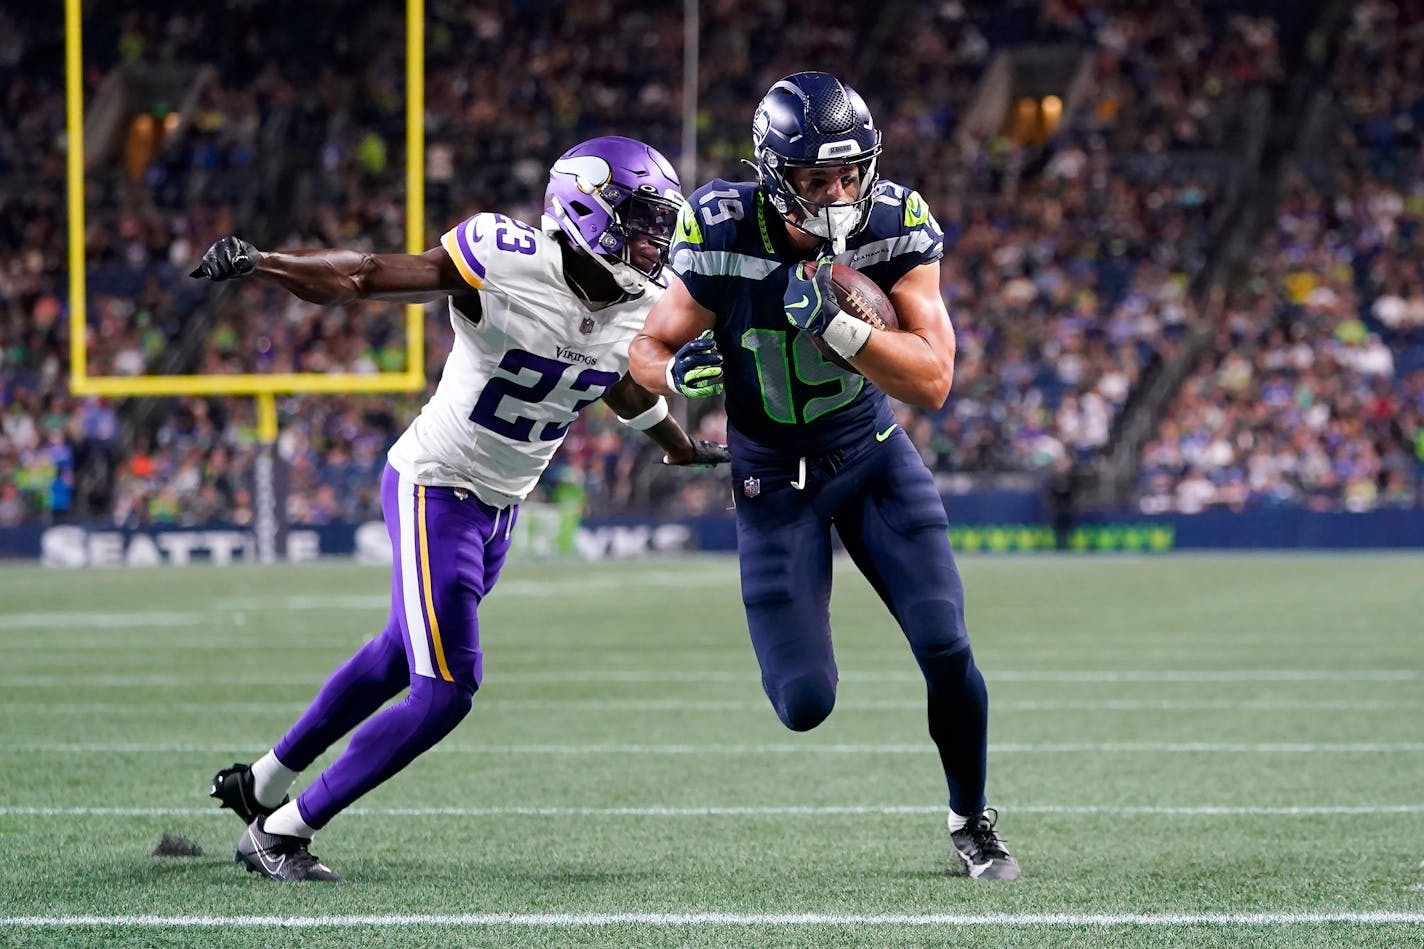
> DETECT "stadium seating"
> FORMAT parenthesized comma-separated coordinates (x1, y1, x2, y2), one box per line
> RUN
(1136, 0, 1424, 512)
(5, 0, 1421, 526)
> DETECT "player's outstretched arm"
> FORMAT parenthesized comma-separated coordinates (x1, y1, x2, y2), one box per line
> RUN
(191, 235, 467, 306)
(849, 261, 956, 408)
(603, 373, 729, 467)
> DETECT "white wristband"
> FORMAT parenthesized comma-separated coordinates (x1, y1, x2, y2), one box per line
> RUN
(620, 395, 670, 431)
(820, 312, 874, 360)
(664, 357, 678, 394)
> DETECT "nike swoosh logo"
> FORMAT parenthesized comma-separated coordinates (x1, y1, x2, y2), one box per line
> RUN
(249, 828, 286, 876)
(875, 424, 898, 442)
(786, 295, 811, 310)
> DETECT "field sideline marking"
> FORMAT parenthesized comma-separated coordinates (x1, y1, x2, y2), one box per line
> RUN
(9, 741, 1424, 754)
(2, 669, 1420, 687)
(3, 912, 1423, 928)
(4, 804, 1423, 818)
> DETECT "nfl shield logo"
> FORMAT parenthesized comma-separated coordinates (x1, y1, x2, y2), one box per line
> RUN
(743, 476, 761, 498)
(579, 316, 595, 335)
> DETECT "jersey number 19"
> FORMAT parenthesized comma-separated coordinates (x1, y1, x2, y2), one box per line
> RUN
(742, 329, 863, 424)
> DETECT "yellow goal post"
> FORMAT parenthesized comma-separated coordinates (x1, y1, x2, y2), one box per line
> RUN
(64, 0, 428, 442)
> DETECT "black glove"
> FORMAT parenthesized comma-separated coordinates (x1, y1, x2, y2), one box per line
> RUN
(190, 236, 262, 281)
(663, 439, 731, 467)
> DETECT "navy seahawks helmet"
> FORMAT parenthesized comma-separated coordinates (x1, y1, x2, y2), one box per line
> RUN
(752, 71, 882, 250)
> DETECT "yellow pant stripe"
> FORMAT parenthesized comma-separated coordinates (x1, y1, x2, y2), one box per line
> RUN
(417, 486, 454, 682)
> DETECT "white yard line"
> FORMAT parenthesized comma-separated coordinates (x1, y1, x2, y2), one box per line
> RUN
(0, 675, 321, 687)
(2, 912, 1422, 928)
(212, 595, 389, 611)
(3, 804, 1423, 818)
(2, 612, 206, 628)
(208, 576, 708, 610)
(10, 698, 1421, 712)
(2, 668, 1419, 687)
(8, 741, 1424, 754)
(961, 670, 1424, 682)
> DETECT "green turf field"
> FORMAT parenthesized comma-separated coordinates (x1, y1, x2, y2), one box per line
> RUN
(1, 554, 1422, 947)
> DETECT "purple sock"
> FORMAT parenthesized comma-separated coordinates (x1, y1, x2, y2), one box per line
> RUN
(273, 628, 409, 772)
(296, 675, 473, 828)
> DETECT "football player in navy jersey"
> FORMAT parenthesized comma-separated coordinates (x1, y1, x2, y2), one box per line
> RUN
(630, 72, 1021, 880)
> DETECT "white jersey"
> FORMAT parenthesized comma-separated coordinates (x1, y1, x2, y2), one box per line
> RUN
(386, 212, 661, 507)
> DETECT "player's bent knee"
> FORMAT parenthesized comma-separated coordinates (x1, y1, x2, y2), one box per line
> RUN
(910, 633, 972, 664)
(914, 641, 982, 692)
(765, 673, 836, 731)
(902, 598, 969, 655)
(408, 675, 475, 732)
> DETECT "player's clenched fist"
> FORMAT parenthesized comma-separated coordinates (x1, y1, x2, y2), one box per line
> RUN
(190, 236, 262, 281)
(783, 255, 840, 336)
(662, 438, 732, 467)
(666, 330, 724, 398)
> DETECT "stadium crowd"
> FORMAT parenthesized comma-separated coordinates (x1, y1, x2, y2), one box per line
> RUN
(1136, 0, 1424, 512)
(6, 0, 1419, 529)
(892, 0, 1276, 473)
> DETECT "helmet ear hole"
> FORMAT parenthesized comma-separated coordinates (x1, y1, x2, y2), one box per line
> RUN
(569, 200, 594, 217)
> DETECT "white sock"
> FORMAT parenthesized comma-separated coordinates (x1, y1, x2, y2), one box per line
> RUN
(948, 809, 976, 833)
(263, 801, 317, 840)
(250, 751, 298, 809)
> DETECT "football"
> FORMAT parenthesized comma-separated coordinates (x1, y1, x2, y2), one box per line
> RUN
(809, 263, 898, 372)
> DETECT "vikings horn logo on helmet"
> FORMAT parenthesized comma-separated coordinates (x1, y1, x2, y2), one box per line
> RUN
(552, 155, 614, 196)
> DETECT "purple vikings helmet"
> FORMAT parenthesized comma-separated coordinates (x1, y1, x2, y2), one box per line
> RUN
(753, 72, 882, 252)
(544, 136, 684, 292)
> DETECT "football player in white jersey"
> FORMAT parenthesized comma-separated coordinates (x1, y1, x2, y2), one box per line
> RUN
(190, 136, 727, 881)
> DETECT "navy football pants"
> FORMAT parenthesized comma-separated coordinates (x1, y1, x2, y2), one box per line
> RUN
(733, 430, 989, 816)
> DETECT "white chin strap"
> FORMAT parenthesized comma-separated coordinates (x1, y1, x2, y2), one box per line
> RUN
(543, 203, 650, 293)
(796, 203, 861, 255)
(591, 254, 649, 293)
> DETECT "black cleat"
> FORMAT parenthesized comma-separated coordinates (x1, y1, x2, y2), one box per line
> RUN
(210, 763, 287, 825)
(235, 817, 344, 882)
(950, 808, 1022, 880)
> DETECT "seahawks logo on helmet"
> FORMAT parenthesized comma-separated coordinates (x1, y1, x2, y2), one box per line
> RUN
(753, 106, 771, 149)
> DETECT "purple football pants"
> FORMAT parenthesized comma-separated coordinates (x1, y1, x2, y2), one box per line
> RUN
(271, 464, 516, 828)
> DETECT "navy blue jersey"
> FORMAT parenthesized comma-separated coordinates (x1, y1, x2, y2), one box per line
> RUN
(670, 178, 944, 456)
